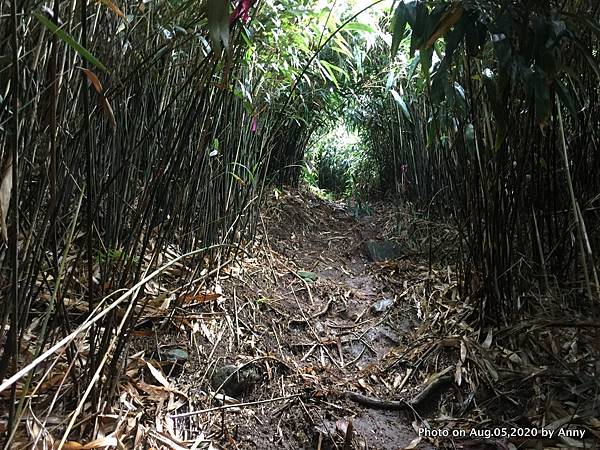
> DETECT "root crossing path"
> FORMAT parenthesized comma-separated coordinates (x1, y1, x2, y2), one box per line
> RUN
(174, 189, 437, 449)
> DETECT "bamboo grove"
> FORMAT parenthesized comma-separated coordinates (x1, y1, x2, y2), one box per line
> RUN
(0, 0, 349, 439)
(0, 0, 599, 444)
(357, 0, 600, 321)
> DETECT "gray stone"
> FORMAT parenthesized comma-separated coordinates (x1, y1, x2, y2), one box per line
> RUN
(364, 240, 403, 262)
(210, 364, 261, 397)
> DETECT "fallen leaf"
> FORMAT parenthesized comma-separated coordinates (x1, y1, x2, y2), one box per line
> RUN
(82, 436, 118, 449)
(483, 329, 493, 349)
(179, 292, 220, 304)
(298, 271, 317, 281)
(145, 360, 170, 388)
(404, 436, 422, 449)
(455, 360, 463, 386)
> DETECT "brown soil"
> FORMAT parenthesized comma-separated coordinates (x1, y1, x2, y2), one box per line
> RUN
(168, 189, 434, 449)
(116, 188, 600, 450)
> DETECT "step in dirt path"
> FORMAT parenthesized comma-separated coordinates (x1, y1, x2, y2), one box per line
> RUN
(176, 189, 433, 449)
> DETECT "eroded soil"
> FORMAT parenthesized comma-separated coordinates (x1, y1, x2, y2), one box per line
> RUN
(169, 189, 433, 449)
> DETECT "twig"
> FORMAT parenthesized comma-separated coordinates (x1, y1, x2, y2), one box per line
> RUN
(311, 298, 333, 318)
(169, 394, 301, 418)
(345, 391, 411, 411)
(0, 244, 230, 395)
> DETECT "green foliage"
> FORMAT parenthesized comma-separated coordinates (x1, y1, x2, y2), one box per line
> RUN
(365, 0, 600, 318)
(305, 122, 377, 197)
(207, 0, 230, 52)
(96, 249, 138, 266)
(34, 11, 108, 72)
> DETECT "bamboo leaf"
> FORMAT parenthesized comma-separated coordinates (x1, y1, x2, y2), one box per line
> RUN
(424, 4, 463, 49)
(207, 0, 230, 53)
(317, 60, 340, 89)
(391, 3, 407, 58)
(80, 68, 103, 93)
(344, 22, 375, 34)
(390, 89, 412, 122)
(34, 12, 108, 72)
(97, 0, 125, 18)
(409, 1, 429, 56)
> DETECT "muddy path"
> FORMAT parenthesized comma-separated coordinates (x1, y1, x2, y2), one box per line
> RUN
(168, 189, 437, 449)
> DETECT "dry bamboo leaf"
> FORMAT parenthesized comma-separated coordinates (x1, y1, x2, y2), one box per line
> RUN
(134, 381, 171, 401)
(96, 0, 125, 17)
(438, 337, 460, 347)
(80, 68, 116, 129)
(81, 68, 103, 93)
(460, 339, 467, 362)
(200, 322, 215, 343)
(558, 436, 586, 448)
(82, 436, 118, 449)
(145, 360, 170, 388)
(455, 360, 462, 386)
(101, 96, 117, 130)
(482, 329, 493, 349)
(179, 292, 220, 304)
(404, 436, 422, 449)
(0, 154, 13, 242)
(588, 417, 600, 428)
(483, 359, 499, 381)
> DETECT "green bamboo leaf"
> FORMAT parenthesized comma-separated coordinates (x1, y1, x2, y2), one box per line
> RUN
(318, 60, 340, 89)
(207, 0, 229, 52)
(390, 89, 412, 122)
(407, 54, 421, 80)
(409, 1, 429, 57)
(321, 60, 346, 77)
(344, 22, 375, 34)
(391, 3, 407, 58)
(34, 12, 108, 72)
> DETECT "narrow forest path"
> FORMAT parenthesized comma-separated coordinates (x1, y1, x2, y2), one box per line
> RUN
(164, 188, 441, 449)
(123, 187, 600, 450)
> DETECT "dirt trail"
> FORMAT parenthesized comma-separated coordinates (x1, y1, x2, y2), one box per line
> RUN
(174, 189, 433, 449)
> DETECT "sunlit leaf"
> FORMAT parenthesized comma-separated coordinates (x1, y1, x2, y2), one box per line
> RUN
(344, 22, 375, 34)
(390, 89, 412, 122)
